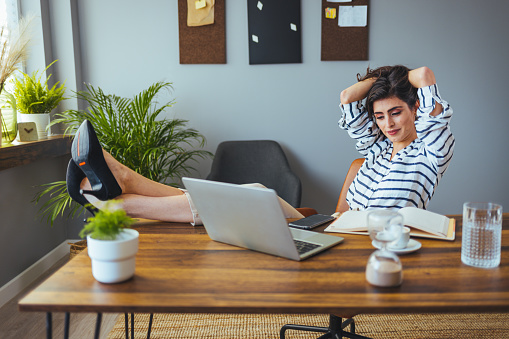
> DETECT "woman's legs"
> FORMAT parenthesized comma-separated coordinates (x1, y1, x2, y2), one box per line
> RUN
(80, 150, 302, 222)
(81, 150, 194, 222)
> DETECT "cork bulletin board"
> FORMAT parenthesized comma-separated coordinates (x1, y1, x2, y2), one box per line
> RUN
(178, 0, 226, 64)
(321, 0, 369, 61)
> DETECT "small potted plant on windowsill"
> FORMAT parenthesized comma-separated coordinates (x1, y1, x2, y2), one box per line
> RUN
(80, 200, 139, 284)
(13, 59, 66, 139)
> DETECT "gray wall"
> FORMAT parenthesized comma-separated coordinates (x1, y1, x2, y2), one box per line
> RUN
(71, 0, 509, 215)
(2, 0, 507, 288)
(0, 156, 71, 287)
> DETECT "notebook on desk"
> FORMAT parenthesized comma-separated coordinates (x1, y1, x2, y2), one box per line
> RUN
(182, 178, 343, 261)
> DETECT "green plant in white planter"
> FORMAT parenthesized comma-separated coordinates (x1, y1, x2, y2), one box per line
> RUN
(12, 59, 66, 138)
(80, 201, 139, 284)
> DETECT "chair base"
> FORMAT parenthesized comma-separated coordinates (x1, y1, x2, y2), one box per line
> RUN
(281, 314, 372, 339)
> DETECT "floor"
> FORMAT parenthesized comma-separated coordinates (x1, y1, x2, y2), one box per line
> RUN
(0, 255, 118, 339)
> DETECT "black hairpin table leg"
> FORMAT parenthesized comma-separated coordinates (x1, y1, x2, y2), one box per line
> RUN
(131, 313, 134, 338)
(94, 313, 102, 339)
(46, 312, 52, 339)
(146, 313, 154, 339)
(64, 312, 70, 339)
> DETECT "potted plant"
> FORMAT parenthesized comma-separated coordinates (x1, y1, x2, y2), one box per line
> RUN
(80, 200, 138, 283)
(33, 81, 212, 226)
(0, 16, 33, 144)
(13, 59, 66, 138)
(0, 91, 17, 143)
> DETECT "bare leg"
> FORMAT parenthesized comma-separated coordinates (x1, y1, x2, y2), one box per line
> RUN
(102, 150, 183, 197)
(118, 194, 193, 222)
(82, 187, 194, 222)
(80, 150, 193, 222)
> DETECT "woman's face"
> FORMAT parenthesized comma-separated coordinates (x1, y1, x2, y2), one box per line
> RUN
(373, 96, 418, 149)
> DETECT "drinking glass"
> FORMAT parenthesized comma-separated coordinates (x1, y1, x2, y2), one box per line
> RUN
(366, 210, 404, 287)
(461, 202, 502, 268)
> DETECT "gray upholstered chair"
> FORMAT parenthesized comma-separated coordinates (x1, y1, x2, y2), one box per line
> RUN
(206, 140, 302, 208)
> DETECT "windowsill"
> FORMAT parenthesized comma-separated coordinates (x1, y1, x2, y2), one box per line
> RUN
(0, 135, 72, 171)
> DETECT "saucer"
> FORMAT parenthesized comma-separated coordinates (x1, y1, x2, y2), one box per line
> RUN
(372, 239, 422, 254)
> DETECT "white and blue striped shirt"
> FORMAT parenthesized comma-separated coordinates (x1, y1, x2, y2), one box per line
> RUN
(339, 84, 454, 210)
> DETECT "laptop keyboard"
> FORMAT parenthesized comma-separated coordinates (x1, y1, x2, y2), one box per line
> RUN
(294, 239, 321, 255)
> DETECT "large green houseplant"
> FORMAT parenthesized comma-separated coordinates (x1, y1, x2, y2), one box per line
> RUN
(13, 60, 66, 138)
(34, 81, 212, 226)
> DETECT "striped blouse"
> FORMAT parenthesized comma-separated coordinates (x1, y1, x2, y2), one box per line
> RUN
(338, 84, 455, 210)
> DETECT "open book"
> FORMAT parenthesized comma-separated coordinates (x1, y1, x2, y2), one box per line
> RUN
(324, 207, 456, 241)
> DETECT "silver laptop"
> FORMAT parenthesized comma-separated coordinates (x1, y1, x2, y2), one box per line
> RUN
(182, 177, 343, 261)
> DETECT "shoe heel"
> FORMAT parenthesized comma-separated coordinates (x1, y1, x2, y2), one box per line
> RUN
(80, 188, 103, 200)
(78, 161, 103, 189)
(71, 120, 122, 201)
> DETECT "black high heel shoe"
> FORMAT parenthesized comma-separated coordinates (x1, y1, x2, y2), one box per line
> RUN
(66, 159, 98, 215)
(71, 120, 122, 201)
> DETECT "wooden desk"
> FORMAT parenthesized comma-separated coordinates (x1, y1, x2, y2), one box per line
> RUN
(19, 215, 509, 334)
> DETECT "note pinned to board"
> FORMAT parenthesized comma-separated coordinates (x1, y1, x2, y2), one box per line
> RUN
(188, 0, 215, 26)
(338, 5, 368, 27)
(325, 7, 336, 19)
(195, 0, 206, 9)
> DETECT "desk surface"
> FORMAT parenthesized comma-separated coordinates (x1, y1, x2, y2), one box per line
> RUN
(19, 215, 509, 318)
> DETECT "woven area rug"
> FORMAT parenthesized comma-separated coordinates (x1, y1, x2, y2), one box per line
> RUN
(107, 312, 509, 338)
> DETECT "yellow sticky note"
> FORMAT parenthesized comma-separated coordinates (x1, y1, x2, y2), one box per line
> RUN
(195, 0, 206, 9)
(325, 7, 337, 19)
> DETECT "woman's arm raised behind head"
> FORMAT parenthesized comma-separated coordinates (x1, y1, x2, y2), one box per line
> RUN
(408, 66, 436, 88)
(409, 67, 443, 117)
(340, 77, 376, 105)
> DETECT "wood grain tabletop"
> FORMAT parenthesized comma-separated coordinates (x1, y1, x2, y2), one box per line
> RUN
(19, 215, 509, 318)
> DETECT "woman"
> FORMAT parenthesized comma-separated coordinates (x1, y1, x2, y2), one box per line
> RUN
(339, 65, 454, 210)
(66, 120, 303, 224)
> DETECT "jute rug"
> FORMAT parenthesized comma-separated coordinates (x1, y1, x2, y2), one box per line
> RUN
(107, 312, 509, 338)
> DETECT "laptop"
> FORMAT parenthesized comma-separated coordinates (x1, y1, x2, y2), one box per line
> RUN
(182, 177, 344, 261)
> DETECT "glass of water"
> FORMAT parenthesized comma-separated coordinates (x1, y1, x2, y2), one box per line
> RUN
(461, 202, 502, 268)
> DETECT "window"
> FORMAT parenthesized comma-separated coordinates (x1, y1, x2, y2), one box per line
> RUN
(1, 0, 20, 95)
(1, 0, 20, 143)
(0, 0, 19, 34)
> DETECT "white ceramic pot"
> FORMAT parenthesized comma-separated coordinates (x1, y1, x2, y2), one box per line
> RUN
(18, 112, 51, 139)
(87, 229, 139, 284)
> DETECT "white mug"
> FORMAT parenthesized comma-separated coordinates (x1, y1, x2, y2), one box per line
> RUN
(390, 226, 411, 249)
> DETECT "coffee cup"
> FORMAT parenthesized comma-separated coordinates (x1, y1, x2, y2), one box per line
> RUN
(390, 226, 410, 250)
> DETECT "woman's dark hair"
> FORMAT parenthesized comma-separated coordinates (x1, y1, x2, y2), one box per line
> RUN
(357, 65, 418, 120)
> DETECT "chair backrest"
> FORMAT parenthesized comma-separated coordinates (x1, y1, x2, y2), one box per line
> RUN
(335, 158, 365, 213)
(206, 140, 302, 207)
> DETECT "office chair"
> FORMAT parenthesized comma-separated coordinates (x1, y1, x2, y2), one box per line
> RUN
(335, 158, 365, 214)
(206, 140, 303, 208)
(280, 158, 369, 339)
